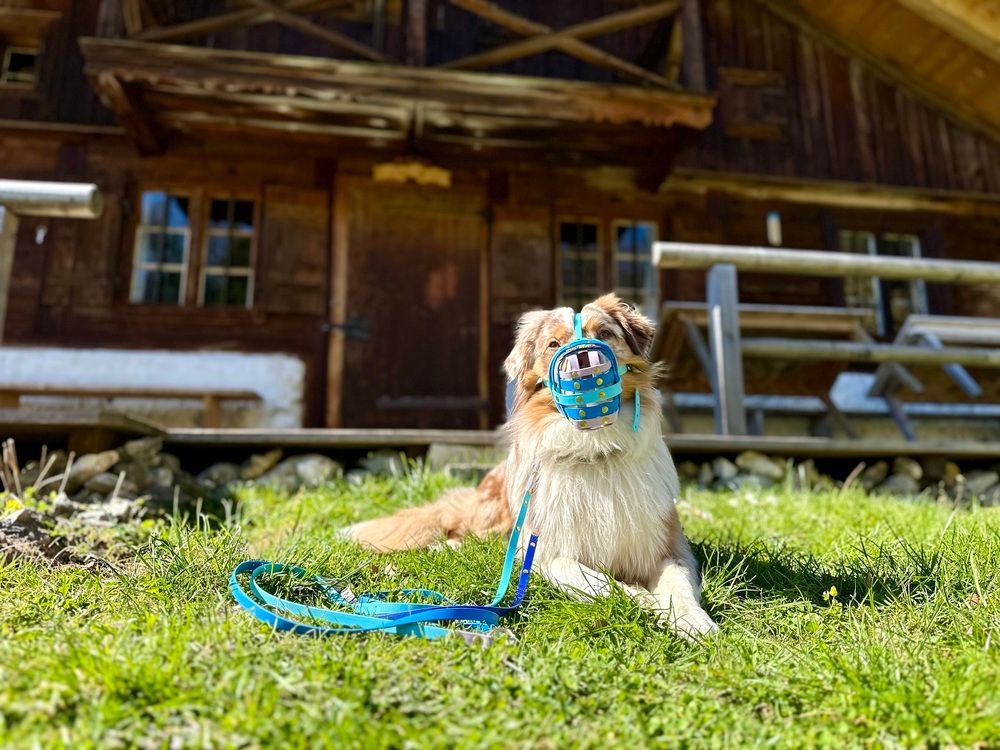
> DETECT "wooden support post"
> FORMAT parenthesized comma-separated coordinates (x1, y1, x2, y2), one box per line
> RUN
(406, 0, 428, 66)
(202, 395, 222, 428)
(706, 263, 747, 436)
(680, 0, 707, 92)
(884, 388, 917, 442)
(819, 393, 859, 440)
(918, 330, 983, 398)
(0, 206, 19, 346)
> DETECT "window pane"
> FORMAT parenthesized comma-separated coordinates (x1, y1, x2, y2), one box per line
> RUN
(166, 196, 189, 228)
(233, 201, 254, 231)
(209, 199, 231, 229)
(140, 232, 186, 264)
(617, 260, 648, 289)
(206, 235, 231, 266)
(203, 274, 249, 307)
(231, 236, 252, 267)
(140, 192, 166, 226)
(135, 270, 182, 304)
(632, 224, 654, 254)
(226, 275, 249, 305)
(616, 226, 636, 255)
(560, 221, 599, 253)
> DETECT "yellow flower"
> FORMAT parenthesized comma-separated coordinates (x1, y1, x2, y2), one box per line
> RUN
(4, 497, 23, 513)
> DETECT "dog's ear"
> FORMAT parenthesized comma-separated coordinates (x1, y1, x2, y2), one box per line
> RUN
(504, 309, 548, 383)
(504, 309, 549, 412)
(598, 294, 656, 359)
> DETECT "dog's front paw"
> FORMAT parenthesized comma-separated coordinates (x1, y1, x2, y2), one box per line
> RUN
(660, 606, 719, 642)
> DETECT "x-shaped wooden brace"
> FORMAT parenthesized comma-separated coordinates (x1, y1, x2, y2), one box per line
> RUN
(441, 0, 682, 89)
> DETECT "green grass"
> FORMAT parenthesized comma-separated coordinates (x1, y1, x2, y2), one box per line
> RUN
(2, 468, 999, 749)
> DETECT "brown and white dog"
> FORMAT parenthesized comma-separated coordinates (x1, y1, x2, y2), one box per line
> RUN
(345, 294, 717, 640)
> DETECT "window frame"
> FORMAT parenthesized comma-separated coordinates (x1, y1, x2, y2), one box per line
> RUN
(126, 185, 261, 310)
(196, 195, 260, 309)
(555, 215, 605, 309)
(0, 46, 39, 86)
(611, 219, 659, 318)
(129, 189, 195, 306)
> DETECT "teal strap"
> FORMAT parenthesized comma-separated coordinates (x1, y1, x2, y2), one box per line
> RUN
(573, 312, 583, 339)
(633, 388, 640, 432)
(230, 471, 541, 642)
(551, 381, 623, 406)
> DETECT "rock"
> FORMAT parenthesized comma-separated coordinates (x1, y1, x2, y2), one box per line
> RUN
(65, 450, 120, 493)
(148, 467, 176, 489)
(698, 462, 715, 487)
(44, 450, 69, 476)
(792, 459, 824, 491)
(19, 461, 41, 487)
(0, 507, 61, 562)
(241, 449, 283, 480)
(51, 493, 85, 518)
(1, 507, 46, 535)
(875, 474, 921, 496)
(715, 473, 774, 492)
(858, 461, 889, 491)
(112, 460, 151, 490)
(892, 457, 923, 481)
(360, 450, 407, 478)
(75, 498, 136, 526)
(426, 444, 506, 472)
(84, 472, 122, 495)
(711, 457, 739, 481)
(197, 462, 242, 487)
(965, 470, 999, 496)
(980, 483, 1000, 507)
(921, 458, 960, 485)
(121, 436, 164, 462)
(154, 453, 182, 474)
(345, 469, 370, 486)
(677, 461, 699, 481)
(257, 454, 342, 492)
(444, 463, 491, 484)
(943, 462, 962, 485)
(735, 451, 785, 481)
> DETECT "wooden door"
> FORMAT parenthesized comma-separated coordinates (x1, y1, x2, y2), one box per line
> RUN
(332, 179, 488, 429)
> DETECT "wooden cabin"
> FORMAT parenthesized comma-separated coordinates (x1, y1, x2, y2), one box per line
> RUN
(1, 0, 998, 430)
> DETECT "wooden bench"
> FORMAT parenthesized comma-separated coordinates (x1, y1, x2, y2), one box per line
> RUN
(653, 243, 1000, 438)
(652, 301, 875, 435)
(867, 315, 1000, 439)
(0, 385, 263, 428)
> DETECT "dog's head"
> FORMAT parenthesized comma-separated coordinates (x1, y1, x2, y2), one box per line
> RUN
(503, 294, 659, 457)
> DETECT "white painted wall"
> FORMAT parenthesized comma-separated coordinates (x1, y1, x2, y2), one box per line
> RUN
(0, 346, 306, 427)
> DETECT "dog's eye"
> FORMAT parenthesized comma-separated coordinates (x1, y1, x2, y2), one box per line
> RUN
(547, 339, 560, 349)
(598, 328, 613, 340)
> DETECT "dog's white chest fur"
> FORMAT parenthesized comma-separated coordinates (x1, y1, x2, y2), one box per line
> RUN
(508, 412, 680, 585)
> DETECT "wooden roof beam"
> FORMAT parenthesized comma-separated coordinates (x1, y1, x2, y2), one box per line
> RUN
(240, 0, 390, 62)
(893, 0, 1000, 66)
(446, 0, 679, 89)
(93, 71, 163, 153)
(440, 0, 681, 71)
(134, 0, 350, 42)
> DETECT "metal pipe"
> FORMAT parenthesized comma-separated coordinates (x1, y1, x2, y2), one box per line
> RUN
(741, 338, 1000, 367)
(0, 179, 104, 218)
(653, 242, 1000, 284)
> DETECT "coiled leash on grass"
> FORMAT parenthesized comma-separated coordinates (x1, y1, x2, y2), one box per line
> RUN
(230, 473, 539, 645)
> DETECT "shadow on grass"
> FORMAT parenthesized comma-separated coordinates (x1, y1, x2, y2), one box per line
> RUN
(693, 534, 945, 610)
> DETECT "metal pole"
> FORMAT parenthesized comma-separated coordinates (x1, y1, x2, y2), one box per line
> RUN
(0, 206, 19, 345)
(741, 338, 1000, 367)
(653, 242, 1000, 284)
(706, 263, 747, 435)
(0, 180, 103, 219)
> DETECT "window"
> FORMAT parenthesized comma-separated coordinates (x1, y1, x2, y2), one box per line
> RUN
(129, 189, 258, 308)
(558, 216, 660, 316)
(200, 198, 255, 307)
(130, 191, 191, 304)
(612, 220, 658, 316)
(558, 219, 601, 310)
(840, 230, 928, 336)
(0, 47, 38, 85)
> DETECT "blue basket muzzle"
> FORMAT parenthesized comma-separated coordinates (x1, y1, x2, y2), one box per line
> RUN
(544, 312, 635, 431)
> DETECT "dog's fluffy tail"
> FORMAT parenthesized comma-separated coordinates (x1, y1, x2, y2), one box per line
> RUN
(343, 464, 512, 552)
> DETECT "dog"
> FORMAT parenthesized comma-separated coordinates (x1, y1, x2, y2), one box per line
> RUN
(345, 294, 717, 640)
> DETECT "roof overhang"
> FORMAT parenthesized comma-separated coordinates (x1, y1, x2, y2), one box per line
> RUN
(80, 38, 716, 165)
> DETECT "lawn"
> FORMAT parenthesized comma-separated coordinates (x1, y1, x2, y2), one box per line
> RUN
(2, 467, 998, 749)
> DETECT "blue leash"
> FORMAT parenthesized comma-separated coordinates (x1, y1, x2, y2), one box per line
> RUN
(230, 473, 540, 644)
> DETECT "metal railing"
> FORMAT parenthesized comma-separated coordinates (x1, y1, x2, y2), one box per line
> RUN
(653, 242, 1000, 437)
(0, 179, 103, 344)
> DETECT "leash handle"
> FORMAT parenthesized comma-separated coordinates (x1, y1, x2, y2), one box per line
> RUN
(231, 469, 541, 642)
